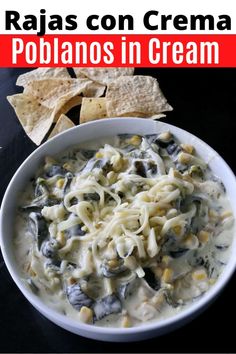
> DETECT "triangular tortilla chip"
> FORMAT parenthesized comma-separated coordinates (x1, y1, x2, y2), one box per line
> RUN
(23, 78, 105, 122)
(48, 114, 75, 139)
(7, 94, 54, 145)
(80, 97, 107, 124)
(16, 68, 70, 87)
(23, 78, 104, 108)
(53, 95, 82, 122)
(106, 75, 173, 117)
(73, 67, 134, 85)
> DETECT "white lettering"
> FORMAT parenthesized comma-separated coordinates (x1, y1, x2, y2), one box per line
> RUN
(12, 38, 24, 64)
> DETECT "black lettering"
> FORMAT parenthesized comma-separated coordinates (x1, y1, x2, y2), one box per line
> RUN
(101, 15, 116, 30)
(173, 15, 188, 30)
(161, 15, 172, 30)
(65, 15, 78, 30)
(87, 14, 99, 30)
(190, 15, 215, 30)
(49, 15, 63, 31)
(5, 10, 21, 30)
(143, 10, 159, 30)
(217, 15, 231, 30)
(23, 15, 37, 31)
(37, 9, 46, 36)
(118, 14, 133, 30)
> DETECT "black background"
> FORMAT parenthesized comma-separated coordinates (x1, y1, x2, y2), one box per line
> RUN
(0, 68, 235, 353)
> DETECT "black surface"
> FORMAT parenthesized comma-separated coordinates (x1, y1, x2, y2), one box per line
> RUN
(0, 68, 236, 353)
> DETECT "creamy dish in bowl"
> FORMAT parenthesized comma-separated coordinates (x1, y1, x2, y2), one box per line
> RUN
(15, 131, 234, 328)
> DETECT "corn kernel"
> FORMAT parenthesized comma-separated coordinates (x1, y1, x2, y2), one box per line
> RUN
(158, 131, 172, 142)
(198, 230, 210, 244)
(95, 223, 102, 229)
(63, 162, 72, 170)
(113, 158, 127, 172)
(173, 225, 182, 236)
(107, 171, 117, 184)
(68, 277, 77, 285)
(113, 162, 122, 172)
(57, 231, 66, 247)
(129, 135, 142, 146)
(141, 194, 150, 202)
(56, 178, 65, 189)
(95, 151, 103, 158)
(79, 306, 93, 324)
(181, 144, 194, 154)
(121, 315, 132, 328)
(192, 269, 207, 281)
(208, 209, 219, 219)
(162, 268, 173, 283)
(156, 207, 166, 217)
(184, 233, 199, 249)
(151, 266, 163, 278)
(173, 170, 182, 179)
(162, 255, 172, 266)
(108, 259, 119, 268)
(178, 152, 192, 164)
(220, 211, 233, 220)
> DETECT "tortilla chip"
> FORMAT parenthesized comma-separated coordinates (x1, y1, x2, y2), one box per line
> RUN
(106, 76, 173, 117)
(118, 112, 166, 118)
(73, 67, 134, 85)
(48, 114, 75, 139)
(23, 78, 105, 122)
(7, 94, 53, 145)
(80, 98, 107, 124)
(53, 95, 82, 122)
(73, 71, 87, 79)
(79, 97, 166, 124)
(24, 78, 104, 109)
(150, 113, 166, 119)
(83, 81, 106, 97)
(16, 68, 70, 87)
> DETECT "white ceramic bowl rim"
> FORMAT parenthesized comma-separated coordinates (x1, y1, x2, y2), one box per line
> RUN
(0, 118, 236, 337)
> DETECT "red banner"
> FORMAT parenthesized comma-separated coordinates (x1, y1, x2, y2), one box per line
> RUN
(0, 34, 236, 67)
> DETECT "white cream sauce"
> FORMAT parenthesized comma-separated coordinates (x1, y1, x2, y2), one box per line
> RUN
(14, 133, 234, 327)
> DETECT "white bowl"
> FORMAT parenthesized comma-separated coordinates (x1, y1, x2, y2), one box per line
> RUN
(0, 118, 236, 342)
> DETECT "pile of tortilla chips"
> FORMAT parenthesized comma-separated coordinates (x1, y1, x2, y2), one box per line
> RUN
(7, 67, 173, 146)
